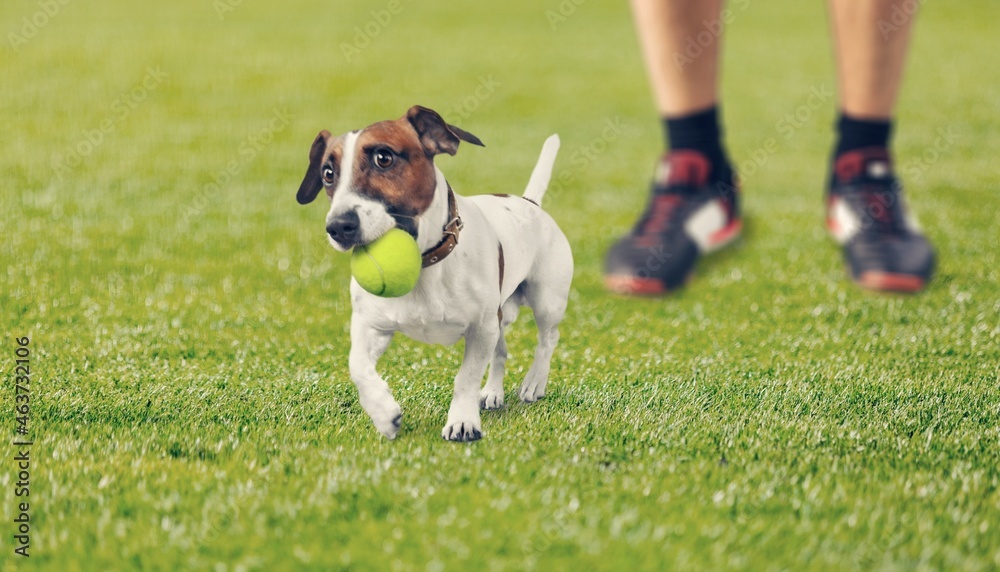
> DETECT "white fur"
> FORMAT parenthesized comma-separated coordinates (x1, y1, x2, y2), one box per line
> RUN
(523, 135, 560, 205)
(342, 131, 573, 441)
(325, 131, 397, 251)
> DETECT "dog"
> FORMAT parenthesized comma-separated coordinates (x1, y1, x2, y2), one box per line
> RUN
(295, 106, 573, 442)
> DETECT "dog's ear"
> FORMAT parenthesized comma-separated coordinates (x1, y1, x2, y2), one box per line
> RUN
(296, 130, 331, 205)
(406, 105, 484, 157)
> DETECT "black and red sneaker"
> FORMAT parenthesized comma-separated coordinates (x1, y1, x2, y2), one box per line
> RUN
(826, 147, 935, 292)
(604, 151, 742, 295)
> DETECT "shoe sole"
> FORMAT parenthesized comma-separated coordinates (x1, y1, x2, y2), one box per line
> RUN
(603, 219, 743, 296)
(603, 275, 675, 296)
(855, 271, 926, 293)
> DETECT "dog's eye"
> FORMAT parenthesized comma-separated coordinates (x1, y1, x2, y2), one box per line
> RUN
(373, 149, 394, 169)
(322, 165, 336, 184)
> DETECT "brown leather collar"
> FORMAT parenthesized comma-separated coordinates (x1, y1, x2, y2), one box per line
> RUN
(421, 185, 463, 268)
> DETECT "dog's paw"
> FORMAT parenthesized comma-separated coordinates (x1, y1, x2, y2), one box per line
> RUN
(479, 388, 505, 410)
(377, 411, 403, 440)
(364, 398, 403, 440)
(518, 376, 547, 403)
(441, 419, 482, 442)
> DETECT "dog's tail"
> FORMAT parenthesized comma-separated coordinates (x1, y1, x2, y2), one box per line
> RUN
(523, 134, 560, 206)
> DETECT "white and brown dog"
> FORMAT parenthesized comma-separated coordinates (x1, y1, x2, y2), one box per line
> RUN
(295, 106, 573, 442)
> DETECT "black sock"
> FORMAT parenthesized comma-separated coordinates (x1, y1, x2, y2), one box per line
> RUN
(662, 106, 730, 180)
(834, 113, 893, 157)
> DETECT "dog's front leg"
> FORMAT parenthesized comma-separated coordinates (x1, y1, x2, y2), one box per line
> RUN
(442, 318, 499, 442)
(349, 318, 401, 439)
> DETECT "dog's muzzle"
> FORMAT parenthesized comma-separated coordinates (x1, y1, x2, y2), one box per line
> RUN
(327, 210, 362, 248)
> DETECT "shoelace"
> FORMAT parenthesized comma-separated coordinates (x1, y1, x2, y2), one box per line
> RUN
(633, 185, 694, 245)
(853, 180, 906, 235)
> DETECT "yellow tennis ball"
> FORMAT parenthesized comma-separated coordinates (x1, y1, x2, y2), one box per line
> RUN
(350, 228, 422, 297)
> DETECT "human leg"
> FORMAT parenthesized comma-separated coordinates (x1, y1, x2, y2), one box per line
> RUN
(604, 0, 742, 295)
(826, 0, 934, 292)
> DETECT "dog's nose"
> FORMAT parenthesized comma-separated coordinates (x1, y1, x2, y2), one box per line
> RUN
(327, 211, 361, 242)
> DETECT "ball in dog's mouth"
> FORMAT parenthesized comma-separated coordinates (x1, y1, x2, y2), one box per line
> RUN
(349, 228, 422, 297)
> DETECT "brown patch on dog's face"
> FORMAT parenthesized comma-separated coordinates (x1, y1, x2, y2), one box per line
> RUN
(319, 136, 345, 200)
(349, 118, 438, 219)
(297, 106, 482, 214)
(297, 107, 483, 244)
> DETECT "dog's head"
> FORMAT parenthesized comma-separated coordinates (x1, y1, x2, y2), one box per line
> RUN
(295, 105, 483, 251)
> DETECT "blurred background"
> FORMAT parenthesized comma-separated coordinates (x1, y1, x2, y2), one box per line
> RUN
(2, 0, 997, 568)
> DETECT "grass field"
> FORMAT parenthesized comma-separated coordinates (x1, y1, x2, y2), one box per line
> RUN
(2, 0, 999, 569)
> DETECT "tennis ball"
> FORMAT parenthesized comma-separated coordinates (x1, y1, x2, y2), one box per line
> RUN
(350, 228, 422, 297)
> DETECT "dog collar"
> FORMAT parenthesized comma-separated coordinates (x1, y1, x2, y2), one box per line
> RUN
(421, 185, 463, 268)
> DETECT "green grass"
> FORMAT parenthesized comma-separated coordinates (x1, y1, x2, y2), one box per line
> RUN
(2, 0, 999, 569)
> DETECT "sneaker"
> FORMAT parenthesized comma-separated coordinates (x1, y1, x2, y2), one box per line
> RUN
(826, 147, 935, 292)
(604, 151, 742, 295)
